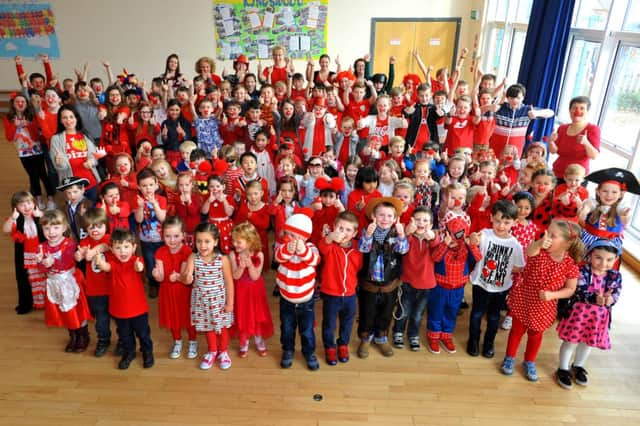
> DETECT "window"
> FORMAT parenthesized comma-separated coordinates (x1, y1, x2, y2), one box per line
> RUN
(573, 0, 613, 30)
(599, 44, 640, 153)
(557, 39, 601, 122)
(480, 0, 533, 80)
(623, 0, 640, 32)
(506, 29, 527, 83)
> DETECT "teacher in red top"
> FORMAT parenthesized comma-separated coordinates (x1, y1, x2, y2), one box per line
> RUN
(549, 96, 600, 184)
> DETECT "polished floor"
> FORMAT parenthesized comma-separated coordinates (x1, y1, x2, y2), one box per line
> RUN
(1, 129, 639, 425)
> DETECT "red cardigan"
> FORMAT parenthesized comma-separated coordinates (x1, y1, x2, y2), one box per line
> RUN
(317, 239, 363, 297)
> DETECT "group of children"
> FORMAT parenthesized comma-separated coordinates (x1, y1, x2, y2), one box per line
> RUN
(3, 47, 635, 389)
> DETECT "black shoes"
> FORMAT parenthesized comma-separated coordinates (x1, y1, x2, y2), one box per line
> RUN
(466, 339, 479, 357)
(95, 340, 110, 357)
(482, 343, 495, 358)
(572, 365, 588, 386)
(556, 369, 573, 389)
(142, 351, 155, 368)
(118, 353, 136, 370)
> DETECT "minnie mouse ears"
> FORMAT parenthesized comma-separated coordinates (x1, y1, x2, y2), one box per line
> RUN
(315, 177, 345, 193)
(585, 168, 640, 195)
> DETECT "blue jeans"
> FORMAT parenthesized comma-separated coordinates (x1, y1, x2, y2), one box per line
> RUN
(468, 285, 508, 346)
(321, 293, 356, 348)
(427, 285, 464, 333)
(87, 295, 111, 342)
(114, 312, 153, 355)
(140, 241, 162, 289)
(279, 298, 316, 357)
(393, 283, 431, 338)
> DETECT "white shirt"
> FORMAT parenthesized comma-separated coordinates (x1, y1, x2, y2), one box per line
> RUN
(470, 228, 525, 292)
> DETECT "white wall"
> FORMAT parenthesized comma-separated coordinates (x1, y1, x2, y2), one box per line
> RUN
(0, 0, 483, 89)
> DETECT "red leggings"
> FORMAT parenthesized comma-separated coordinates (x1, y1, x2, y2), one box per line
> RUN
(205, 328, 229, 353)
(171, 326, 197, 341)
(505, 316, 544, 362)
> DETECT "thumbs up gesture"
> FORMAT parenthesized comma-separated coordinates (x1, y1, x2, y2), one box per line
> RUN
(134, 257, 144, 272)
(540, 231, 552, 250)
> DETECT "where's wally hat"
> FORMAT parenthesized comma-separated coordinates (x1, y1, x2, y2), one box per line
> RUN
(283, 212, 313, 239)
(585, 168, 640, 195)
(56, 176, 90, 191)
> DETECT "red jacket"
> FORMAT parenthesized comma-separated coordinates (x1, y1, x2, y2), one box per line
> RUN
(317, 239, 363, 297)
(400, 234, 440, 289)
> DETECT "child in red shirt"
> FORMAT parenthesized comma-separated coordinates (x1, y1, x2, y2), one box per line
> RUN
(444, 95, 479, 156)
(173, 172, 202, 247)
(310, 177, 345, 246)
(74, 208, 112, 357)
(95, 229, 154, 370)
(318, 212, 363, 365)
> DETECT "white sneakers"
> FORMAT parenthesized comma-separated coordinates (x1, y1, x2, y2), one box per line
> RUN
(187, 340, 198, 359)
(169, 340, 182, 359)
(501, 315, 513, 330)
(218, 351, 232, 370)
(200, 352, 216, 370)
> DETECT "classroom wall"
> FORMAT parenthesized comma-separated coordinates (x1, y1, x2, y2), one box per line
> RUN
(0, 0, 484, 90)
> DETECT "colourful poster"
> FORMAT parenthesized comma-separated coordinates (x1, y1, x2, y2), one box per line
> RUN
(213, 0, 328, 60)
(0, 3, 60, 58)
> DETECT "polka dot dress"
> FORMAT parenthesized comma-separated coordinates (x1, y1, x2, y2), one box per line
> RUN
(191, 253, 233, 333)
(510, 220, 538, 288)
(508, 250, 579, 332)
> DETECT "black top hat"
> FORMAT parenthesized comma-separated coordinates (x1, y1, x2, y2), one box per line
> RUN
(56, 176, 90, 191)
(585, 168, 640, 195)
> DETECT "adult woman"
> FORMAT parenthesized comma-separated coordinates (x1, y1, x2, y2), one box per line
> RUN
(307, 54, 340, 87)
(49, 105, 101, 201)
(194, 56, 221, 87)
(259, 45, 289, 85)
(161, 53, 186, 88)
(550, 96, 600, 182)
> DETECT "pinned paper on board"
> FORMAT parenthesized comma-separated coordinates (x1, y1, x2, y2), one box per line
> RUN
(289, 36, 300, 51)
(430, 38, 441, 46)
(390, 38, 401, 46)
(222, 20, 235, 36)
(257, 44, 269, 59)
(300, 36, 311, 51)
(220, 6, 231, 20)
(263, 11, 275, 28)
(247, 12, 261, 29)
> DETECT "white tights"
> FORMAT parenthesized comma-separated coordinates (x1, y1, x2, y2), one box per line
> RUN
(559, 340, 592, 370)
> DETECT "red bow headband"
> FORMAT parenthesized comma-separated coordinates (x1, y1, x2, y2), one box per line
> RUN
(9, 91, 19, 100)
(315, 177, 345, 193)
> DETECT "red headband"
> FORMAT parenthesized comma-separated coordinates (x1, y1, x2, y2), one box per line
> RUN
(601, 180, 626, 191)
(9, 92, 18, 100)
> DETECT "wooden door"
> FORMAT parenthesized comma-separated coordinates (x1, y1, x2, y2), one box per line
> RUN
(371, 18, 460, 83)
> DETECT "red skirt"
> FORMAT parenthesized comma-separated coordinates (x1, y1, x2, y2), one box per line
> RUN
(45, 269, 92, 329)
(209, 218, 233, 254)
(231, 275, 274, 339)
(158, 280, 193, 331)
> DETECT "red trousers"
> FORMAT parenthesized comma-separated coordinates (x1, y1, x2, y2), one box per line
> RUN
(505, 316, 544, 362)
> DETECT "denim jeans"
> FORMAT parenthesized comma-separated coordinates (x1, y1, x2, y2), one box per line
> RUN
(321, 293, 356, 348)
(87, 295, 111, 342)
(114, 313, 153, 355)
(279, 298, 316, 357)
(140, 241, 163, 289)
(393, 283, 431, 338)
(468, 285, 508, 346)
(427, 285, 464, 333)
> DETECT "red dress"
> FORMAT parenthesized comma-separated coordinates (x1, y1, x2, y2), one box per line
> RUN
(231, 252, 274, 340)
(510, 220, 538, 288)
(508, 250, 579, 332)
(532, 193, 554, 239)
(234, 203, 270, 265)
(41, 238, 92, 328)
(206, 195, 236, 253)
(156, 245, 193, 331)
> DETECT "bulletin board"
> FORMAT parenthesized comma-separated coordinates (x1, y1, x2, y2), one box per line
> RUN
(0, 2, 60, 58)
(213, 0, 328, 61)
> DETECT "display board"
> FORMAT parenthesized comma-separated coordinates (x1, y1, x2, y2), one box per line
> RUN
(0, 2, 60, 58)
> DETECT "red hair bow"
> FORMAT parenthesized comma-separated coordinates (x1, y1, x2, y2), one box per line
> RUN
(315, 176, 345, 193)
(9, 91, 18, 100)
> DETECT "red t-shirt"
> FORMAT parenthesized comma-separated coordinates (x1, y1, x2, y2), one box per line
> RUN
(474, 114, 496, 146)
(106, 253, 148, 318)
(79, 235, 111, 296)
(263, 66, 288, 85)
(444, 116, 475, 155)
(65, 133, 98, 188)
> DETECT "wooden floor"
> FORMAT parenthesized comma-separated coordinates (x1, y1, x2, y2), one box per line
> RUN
(1, 130, 640, 425)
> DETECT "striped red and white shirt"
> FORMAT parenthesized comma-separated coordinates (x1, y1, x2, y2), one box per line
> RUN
(275, 242, 320, 304)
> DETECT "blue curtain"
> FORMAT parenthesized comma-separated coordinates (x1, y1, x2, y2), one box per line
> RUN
(517, 0, 576, 143)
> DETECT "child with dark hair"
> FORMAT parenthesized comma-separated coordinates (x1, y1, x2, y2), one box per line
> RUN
(347, 166, 382, 234)
(467, 200, 525, 358)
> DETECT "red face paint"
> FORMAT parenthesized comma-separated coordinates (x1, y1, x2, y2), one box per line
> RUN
(144, 145, 151, 152)
(118, 165, 128, 174)
(504, 155, 513, 162)
(537, 185, 546, 194)
(453, 199, 463, 207)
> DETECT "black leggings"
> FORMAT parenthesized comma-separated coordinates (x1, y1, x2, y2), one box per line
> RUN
(20, 155, 54, 197)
